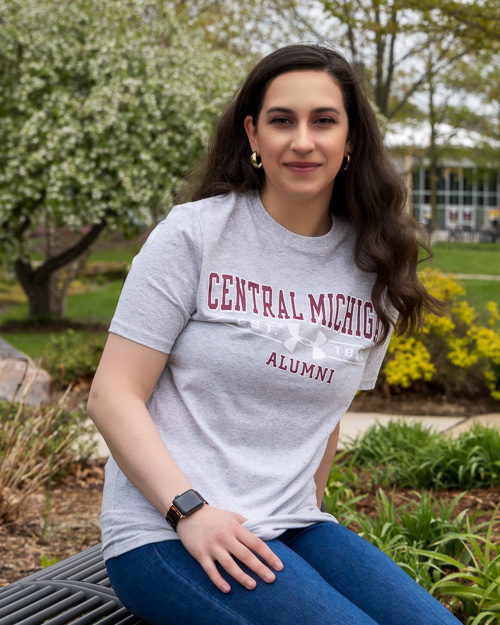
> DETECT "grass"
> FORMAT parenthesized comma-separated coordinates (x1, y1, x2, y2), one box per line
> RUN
(421, 242, 500, 321)
(0, 282, 121, 359)
(459, 280, 500, 317)
(428, 243, 500, 276)
(65, 282, 124, 323)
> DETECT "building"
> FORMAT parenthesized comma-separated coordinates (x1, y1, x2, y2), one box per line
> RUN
(411, 163, 500, 233)
(386, 123, 500, 242)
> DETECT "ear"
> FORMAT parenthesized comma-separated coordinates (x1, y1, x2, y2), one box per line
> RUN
(244, 115, 259, 153)
(345, 134, 354, 156)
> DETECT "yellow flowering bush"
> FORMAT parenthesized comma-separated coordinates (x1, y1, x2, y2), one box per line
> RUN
(384, 336, 435, 388)
(382, 269, 500, 400)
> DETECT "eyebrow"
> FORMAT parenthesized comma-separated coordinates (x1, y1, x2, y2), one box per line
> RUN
(265, 106, 342, 116)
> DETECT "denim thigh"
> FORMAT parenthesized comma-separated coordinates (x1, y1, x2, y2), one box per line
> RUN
(106, 534, 380, 625)
(280, 522, 461, 625)
(106, 522, 461, 625)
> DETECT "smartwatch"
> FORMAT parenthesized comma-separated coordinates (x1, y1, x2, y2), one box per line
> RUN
(166, 489, 208, 531)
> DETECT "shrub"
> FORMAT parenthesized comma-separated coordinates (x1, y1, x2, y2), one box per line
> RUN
(326, 423, 500, 624)
(0, 391, 95, 523)
(81, 262, 129, 284)
(382, 268, 500, 400)
(422, 516, 500, 625)
(42, 329, 105, 388)
(338, 420, 500, 490)
(334, 420, 500, 489)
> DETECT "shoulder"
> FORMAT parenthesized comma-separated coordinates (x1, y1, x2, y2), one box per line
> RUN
(167, 191, 255, 234)
(143, 192, 253, 251)
(173, 191, 252, 219)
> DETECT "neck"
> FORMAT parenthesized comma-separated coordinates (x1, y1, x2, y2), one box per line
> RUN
(260, 187, 332, 237)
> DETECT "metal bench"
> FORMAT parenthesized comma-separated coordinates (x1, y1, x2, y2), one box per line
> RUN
(0, 543, 146, 624)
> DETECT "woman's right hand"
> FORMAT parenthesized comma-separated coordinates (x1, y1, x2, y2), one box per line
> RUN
(176, 505, 284, 593)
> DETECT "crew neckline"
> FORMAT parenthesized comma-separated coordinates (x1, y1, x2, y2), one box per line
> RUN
(250, 191, 338, 251)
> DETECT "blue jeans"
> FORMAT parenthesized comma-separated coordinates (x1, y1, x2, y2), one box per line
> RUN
(106, 522, 461, 625)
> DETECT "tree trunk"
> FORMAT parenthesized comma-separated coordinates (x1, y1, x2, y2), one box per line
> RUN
(13, 218, 108, 320)
(14, 261, 65, 319)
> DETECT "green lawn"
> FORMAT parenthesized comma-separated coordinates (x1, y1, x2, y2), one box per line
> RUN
(422, 242, 500, 322)
(65, 282, 124, 322)
(5, 330, 105, 361)
(428, 242, 500, 275)
(0, 282, 122, 359)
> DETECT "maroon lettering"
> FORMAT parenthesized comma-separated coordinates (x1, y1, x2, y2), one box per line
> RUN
(327, 293, 335, 328)
(247, 281, 260, 314)
(341, 295, 356, 336)
(290, 291, 304, 321)
(262, 285, 275, 318)
(278, 354, 288, 370)
(314, 366, 329, 382)
(208, 272, 220, 310)
(363, 301, 374, 339)
(235, 277, 246, 312)
(265, 352, 277, 367)
(333, 293, 345, 331)
(308, 293, 326, 325)
(301, 362, 315, 378)
(355, 299, 362, 337)
(277, 290, 290, 319)
(221, 274, 233, 311)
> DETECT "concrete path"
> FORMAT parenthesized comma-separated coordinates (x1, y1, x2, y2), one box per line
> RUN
(455, 273, 500, 281)
(85, 411, 500, 459)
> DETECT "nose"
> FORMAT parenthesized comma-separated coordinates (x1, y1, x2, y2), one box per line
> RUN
(290, 123, 314, 153)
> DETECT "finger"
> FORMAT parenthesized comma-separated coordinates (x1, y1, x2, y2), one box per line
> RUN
(233, 512, 248, 524)
(215, 549, 258, 590)
(238, 528, 284, 571)
(200, 556, 232, 594)
(231, 543, 277, 584)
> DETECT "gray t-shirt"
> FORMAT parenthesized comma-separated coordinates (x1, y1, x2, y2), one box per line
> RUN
(102, 191, 392, 561)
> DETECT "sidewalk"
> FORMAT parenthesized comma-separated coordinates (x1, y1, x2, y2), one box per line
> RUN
(86, 411, 500, 459)
(339, 411, 500, 449)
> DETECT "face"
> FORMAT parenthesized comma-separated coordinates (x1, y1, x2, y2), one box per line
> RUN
(244, 70, 352, 213)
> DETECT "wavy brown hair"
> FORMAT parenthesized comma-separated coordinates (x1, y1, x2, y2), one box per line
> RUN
(178, 44, 444, 341)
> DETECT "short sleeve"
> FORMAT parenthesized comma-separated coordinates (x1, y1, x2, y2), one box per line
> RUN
(358, 324, 393, 391)
(109, 204, 202, 354)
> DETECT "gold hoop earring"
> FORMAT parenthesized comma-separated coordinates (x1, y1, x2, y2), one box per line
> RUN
(343, 153, 351, 171)
(250, 151, 263, 169)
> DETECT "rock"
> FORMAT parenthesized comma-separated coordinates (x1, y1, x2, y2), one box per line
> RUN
(0, 338, 51, 406)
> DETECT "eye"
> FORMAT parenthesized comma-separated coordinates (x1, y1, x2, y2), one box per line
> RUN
(270, 116, 293, 125)
(314, 116, 336, 125)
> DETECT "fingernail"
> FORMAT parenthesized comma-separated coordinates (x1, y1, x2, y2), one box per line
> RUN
(222, 584, 230, 593)
(275, 560, 283, 571)
(246, 579, 256, 589)
(264, 572, 275, 583)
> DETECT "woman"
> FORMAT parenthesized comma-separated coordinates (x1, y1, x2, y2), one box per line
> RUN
(88, 44, 457, 624)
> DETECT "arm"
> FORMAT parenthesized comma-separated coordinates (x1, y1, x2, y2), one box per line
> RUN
(88, 333, 282, 593)
(314, 423, 340, 508)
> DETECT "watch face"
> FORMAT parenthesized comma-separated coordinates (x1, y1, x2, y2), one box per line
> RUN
(175, 490, 204, 515)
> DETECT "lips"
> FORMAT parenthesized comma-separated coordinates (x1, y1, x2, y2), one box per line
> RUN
(284, 162, 321, 173)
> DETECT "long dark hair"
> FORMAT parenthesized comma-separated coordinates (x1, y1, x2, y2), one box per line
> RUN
(178, 44, 444, 340)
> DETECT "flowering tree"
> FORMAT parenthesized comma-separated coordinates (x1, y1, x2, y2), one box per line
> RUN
(0, 0, 240, 318)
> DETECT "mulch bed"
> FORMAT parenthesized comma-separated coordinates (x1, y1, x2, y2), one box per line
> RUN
(0, 461, 104, 587)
